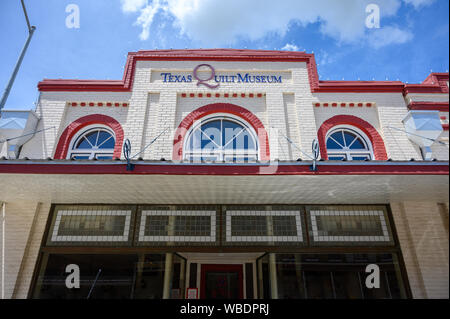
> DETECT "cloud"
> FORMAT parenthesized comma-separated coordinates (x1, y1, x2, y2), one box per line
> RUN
(121, 0, 148, 13)
(403, 0, 435, 9)
(120, 0, 434, 46)
(281, 43, 300, 51)
(369, 26, 414, 48)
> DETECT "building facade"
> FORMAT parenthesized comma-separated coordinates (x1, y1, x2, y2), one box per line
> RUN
(0, 49, 448, 299)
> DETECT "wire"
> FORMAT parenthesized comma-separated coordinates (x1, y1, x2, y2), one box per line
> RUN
(386, 126, 449, 146)
(272, 127, 315, 160)
(0, 126, 55, 144)
(131, 127, 170, 159)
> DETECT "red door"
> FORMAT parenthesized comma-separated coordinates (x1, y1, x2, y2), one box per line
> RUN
(200, 264, 243, 299)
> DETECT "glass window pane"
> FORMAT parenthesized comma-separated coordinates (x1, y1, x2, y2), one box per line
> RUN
(75, 137, 92, 149)
(349, 138, 366, 150)
(71, 154, 90, 160)
(222, 120, 244, 148)
(326, 138, 342, 150)
(201, 120, 221, 150)
(328, 154, 346, 160)
(329, 132, 345, 147)
(85, 131, 99, 147)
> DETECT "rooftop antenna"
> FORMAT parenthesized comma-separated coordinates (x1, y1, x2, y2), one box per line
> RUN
(0, 0, 36, 112)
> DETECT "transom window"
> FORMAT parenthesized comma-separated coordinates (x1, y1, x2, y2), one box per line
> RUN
(184, 116, 258, 162)
(69, 127, 116, 160)
(326, 127, 373, 161)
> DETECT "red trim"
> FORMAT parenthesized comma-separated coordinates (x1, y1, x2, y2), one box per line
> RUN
(443, 124, 449, 131)
(53, 114, 124, 159)
(173, 103, 270, 161)
(0, 163, 447, 175)
(200, 264, 243, 299)
(37, 49, 443, 94)
(408, 102, 449, 112)
(317, 115, 388, 161)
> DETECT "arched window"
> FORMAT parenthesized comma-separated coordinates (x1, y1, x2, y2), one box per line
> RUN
(184, 115, 258, 162)
(326, 127, 373, 161)
(68, 126, 116, 160)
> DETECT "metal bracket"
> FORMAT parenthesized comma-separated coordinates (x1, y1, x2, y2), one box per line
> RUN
(310, 139, 320, 172)
(123, 139, 135, 171)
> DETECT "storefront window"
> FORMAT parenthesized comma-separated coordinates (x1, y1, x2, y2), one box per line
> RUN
(257, 253, 407, 299)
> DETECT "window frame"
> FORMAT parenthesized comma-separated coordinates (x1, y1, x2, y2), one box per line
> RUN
(325, 125, 374, 161)
(183, 113, 260, 162)
(67, 124, 116, 160)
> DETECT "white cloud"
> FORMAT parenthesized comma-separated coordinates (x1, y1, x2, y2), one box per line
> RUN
(281, 43, 300, 51)
(403, 0, 435, 9)
(120, 0, 434, 46)
(369, 26, 414, 48)
(121, 0, 148, 13)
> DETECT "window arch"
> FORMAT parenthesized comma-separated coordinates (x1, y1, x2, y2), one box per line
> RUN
(184, 114, 259, 162)
(173, 103, 270, 161)
(326, 126, 374, 160)
(68, 125, 116, 160)
(317, 115, 388, 161)
(54, 114, 124, 160)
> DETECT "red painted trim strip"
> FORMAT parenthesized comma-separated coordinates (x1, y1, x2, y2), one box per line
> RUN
(173, 103, 270, 161)
(0, 163, 447, 175)
(317, 115, 388, 161)
(408, 102, 449, 112)
(54, 114, 124, 159)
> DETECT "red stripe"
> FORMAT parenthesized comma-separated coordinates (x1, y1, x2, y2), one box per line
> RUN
(0, 163, 447, 175)
(408, 102, 449, 112)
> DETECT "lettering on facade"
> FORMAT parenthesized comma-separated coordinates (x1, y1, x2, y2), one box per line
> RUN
(160, 64, 282, 88)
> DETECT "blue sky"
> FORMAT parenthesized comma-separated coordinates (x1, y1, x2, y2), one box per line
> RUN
(0, 0, 448, 110)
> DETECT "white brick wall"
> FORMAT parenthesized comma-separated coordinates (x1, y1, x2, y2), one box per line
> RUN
(18, 60, 448, 161)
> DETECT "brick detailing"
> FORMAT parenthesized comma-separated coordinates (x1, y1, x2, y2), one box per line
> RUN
(172, 103, 270, 161)
(68, 102, 128, 108)
(54, 114, 124, 159)
(314, 102, 375, 108)
(317, 115, 388, 160)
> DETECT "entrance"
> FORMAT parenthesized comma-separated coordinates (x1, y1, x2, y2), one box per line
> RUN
(200, 264, 243, 299)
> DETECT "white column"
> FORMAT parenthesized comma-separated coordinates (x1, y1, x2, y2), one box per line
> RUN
(162, 253, 174, 299)
(269, 253, 278, 299)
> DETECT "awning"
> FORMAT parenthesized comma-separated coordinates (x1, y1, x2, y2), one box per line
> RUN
(0, 160, 448, 204)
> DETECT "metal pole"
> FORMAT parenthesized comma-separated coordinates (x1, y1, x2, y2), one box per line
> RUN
(1, 202, 5, 299)
(0, 0, 36, 112)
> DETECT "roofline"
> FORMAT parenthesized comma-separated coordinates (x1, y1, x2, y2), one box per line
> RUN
(37, 49, 449, 94)
(0, 160, 448, 176)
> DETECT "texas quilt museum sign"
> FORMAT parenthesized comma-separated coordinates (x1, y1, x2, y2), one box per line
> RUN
(160, 64, 283, 89)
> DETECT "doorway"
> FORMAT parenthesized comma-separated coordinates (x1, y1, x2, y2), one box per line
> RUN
(200, 264, 243, 299)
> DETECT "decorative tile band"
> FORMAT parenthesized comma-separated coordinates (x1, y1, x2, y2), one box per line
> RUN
(314, 102, 375, 108)
(67, 102, 129, 107)
(180, 92, 265, 98)
(139, 210, 216, 242)
(51, 210, 132, 242)
(226, 210, 303, 242)
(309, 210, 390, 242)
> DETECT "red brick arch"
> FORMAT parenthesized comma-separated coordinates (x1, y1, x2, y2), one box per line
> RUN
(173, 103, 270, 161)
(317, 115, 388, 160)
(54, 114, 124, 159)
